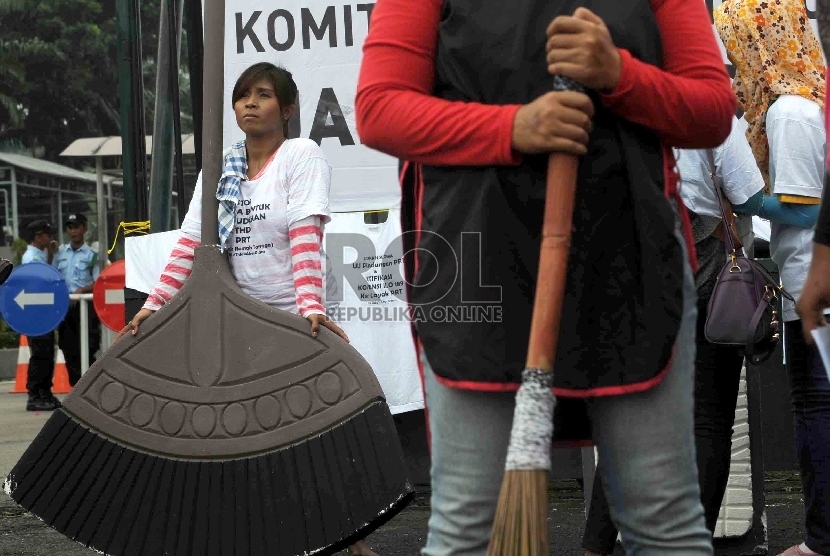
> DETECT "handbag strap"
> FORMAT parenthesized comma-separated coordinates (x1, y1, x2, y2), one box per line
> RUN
(705, 149, 740, 256)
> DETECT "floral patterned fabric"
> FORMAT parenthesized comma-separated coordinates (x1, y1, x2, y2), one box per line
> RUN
(714, 0, 825, 187)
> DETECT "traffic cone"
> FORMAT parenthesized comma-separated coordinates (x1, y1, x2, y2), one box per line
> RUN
(52, 349, 71, 394)
(9, 335, 30, 394)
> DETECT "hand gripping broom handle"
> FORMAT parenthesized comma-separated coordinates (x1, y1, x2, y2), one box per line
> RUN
(526, 75, 586, 372)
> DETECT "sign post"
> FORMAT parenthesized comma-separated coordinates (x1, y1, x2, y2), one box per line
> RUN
(0, 263, 70, 337)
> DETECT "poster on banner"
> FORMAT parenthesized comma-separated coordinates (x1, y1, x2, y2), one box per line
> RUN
(323, 210, 424, 414)
(224, 1, 399, 213)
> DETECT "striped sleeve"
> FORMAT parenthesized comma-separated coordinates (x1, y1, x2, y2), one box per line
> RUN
(142, 232, 199, 311)
(289, 215, 326, 318)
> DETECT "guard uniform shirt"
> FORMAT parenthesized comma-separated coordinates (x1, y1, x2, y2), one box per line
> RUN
(22, 245, 48, 265)
(52, 244, 99, 291)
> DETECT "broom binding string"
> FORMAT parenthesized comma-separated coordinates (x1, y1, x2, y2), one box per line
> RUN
(504, 368, 556, 471)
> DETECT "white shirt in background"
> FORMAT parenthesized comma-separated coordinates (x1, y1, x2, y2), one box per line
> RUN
(675, 115, 765, 218)
(766, 95, 826, 322)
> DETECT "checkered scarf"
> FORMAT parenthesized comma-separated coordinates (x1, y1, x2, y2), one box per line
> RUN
(216, 140, 248, 249)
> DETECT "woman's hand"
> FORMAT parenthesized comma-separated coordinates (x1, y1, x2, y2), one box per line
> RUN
(546, 8, 622, 93)
(511, 91, 594, 155)
(115, 308, 155, 342)
(307, 313, 350, 343)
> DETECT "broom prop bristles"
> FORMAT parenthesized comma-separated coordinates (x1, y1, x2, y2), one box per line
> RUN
(488, 369, 556, 556)
(490, 470, 550, 555)
(486, 74, 587, 556)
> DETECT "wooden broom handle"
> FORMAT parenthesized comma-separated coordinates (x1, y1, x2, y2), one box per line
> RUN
(525, 76, 586, 372)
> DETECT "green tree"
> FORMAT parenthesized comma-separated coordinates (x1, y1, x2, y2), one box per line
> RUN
(0, 0, 193, 162)
(0, 0, 121, 160)
(0, 0, 60, 140)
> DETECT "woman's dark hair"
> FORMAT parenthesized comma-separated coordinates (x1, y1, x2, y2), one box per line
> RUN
(232, 62, 298, 137)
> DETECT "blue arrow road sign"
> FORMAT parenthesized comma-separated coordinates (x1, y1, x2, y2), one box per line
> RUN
(0, 262, 70, 336)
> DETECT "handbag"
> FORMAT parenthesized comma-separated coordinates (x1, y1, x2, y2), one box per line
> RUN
(702, 149, 794, 365)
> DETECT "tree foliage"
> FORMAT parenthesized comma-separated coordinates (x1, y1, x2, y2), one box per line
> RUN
(0, 0, 193, 161)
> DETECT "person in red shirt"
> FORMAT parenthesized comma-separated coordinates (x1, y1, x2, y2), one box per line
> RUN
(356, 0, 736, 554)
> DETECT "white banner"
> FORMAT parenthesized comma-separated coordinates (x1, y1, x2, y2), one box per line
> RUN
(223, 2, 398, 213)
(125, 231, 182, 293)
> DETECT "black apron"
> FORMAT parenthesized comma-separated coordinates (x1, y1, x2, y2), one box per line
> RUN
(400, 0, 686, 440)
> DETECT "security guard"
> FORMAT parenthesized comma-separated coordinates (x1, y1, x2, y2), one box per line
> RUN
(22, 219, 61, 411)
(52, 213, 100, 385)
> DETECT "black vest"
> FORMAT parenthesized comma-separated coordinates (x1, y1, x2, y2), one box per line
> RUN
(400, 0, 685, 401)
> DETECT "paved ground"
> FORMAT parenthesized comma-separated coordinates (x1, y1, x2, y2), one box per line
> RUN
(0, 383, 810, 555)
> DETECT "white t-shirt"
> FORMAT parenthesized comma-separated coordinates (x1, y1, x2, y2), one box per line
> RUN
(181, 138, 340, 315)
(766, 95, 826, 322)
(675, 115, 765, 218)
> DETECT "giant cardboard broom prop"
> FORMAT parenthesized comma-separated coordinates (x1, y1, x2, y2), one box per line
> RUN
(3, 1, 413, 554)
(486, 75, 588, 556)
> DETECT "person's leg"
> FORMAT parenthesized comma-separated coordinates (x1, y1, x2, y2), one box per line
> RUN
(580, 296, 745, 555)
(26, 333, 57, 410)
(783, 320, 830, 555)
(692, 296, 744, 533)
(58, 305, 82, 385)
(26, 333, 55, 396)
(420, 347, 517, 556)
(581, 469, 620, 555)
(587, 241, 712, 556)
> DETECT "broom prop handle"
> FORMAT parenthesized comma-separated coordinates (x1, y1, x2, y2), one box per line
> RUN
(200, 0, 224, 246)
(525, 75, 585, 372)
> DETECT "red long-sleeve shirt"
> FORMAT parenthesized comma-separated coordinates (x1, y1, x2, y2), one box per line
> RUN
(355, 0, 736, 165)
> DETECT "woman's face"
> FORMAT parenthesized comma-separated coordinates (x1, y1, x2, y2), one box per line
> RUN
(234, 78, 285, 138)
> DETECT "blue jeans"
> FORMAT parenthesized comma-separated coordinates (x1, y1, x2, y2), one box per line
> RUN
(582, 295, 747, 554)
(420, 235, 712, 556)
(784, 320, 830, 554)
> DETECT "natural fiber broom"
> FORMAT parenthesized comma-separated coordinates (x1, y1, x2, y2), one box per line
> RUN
(486, 75, 588, 556)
